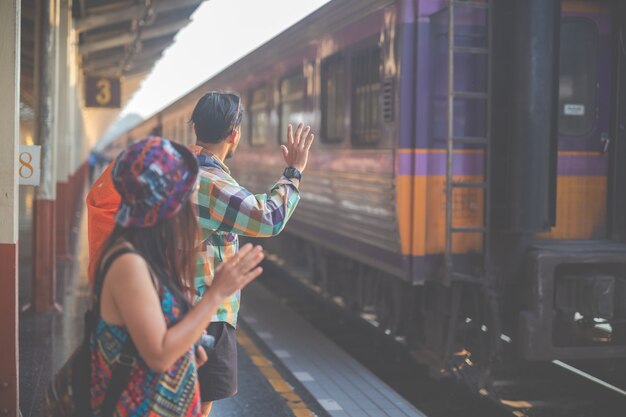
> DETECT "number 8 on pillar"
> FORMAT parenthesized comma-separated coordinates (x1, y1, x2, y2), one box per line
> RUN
(18, 145, 41, 186)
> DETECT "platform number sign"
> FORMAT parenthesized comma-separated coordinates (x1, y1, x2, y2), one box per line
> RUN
(86, 76, 121, 108)
(18, 145, 41, 186)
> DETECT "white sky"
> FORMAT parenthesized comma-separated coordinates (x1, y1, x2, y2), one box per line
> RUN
(122, 0, 332, 118)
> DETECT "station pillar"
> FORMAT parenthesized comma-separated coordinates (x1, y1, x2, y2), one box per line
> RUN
(0, 0, 21, 414)
(55, 1, 71, 260)
(33, 0, 61, 312)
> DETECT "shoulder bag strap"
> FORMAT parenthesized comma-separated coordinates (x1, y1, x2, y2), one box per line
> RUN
(94, 247, 138, 310)
(100, 338, 138, 417)
(95, 247, 141, 417)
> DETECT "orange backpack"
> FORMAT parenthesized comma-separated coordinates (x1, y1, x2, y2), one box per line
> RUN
(86, 162, 120, 281)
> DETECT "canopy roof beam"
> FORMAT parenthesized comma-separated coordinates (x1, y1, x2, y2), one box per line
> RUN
(74, 0, 202, 33)
(79, 18, 188, 55)
(83, 40, 171, 72)
(87, 50, 165, 74)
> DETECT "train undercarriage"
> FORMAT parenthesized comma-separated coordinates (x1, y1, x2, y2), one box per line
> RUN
(256, 231, 626, 416)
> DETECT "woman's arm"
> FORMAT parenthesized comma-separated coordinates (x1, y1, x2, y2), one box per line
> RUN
(103, 243, 263, 373)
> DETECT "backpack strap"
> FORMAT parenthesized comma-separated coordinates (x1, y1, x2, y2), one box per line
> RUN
(93, 246, 141, 417)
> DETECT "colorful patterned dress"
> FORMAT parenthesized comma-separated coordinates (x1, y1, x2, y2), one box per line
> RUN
(90, 287, 201, 417)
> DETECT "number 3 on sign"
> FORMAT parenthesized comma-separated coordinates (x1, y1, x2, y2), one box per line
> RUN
(96, 78, 111, 106)
(18, 145, 41, 186)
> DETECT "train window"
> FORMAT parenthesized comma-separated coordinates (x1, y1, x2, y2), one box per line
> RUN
(249, 87, 268, 146)
(351, 45, 381, 146)
(279, 72, 306, 143)
(558, 19, 598, 137)
(321, 55, 346, 143)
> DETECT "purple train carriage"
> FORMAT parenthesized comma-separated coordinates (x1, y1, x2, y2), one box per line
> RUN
(107, 0, 626, 400)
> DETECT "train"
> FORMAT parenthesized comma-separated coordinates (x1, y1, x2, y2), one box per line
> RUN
(104, 0, 626, 398)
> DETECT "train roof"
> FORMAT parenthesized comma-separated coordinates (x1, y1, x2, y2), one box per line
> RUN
(113, 0, 397, 140)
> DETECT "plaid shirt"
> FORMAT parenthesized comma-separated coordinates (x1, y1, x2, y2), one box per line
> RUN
(191, 146, 300, 326)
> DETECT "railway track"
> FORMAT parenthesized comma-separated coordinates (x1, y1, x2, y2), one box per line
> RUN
(485, 350, 626, 417)
(258, 254, 626, 417)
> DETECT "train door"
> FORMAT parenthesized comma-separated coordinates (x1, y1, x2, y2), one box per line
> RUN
(545, 1, 612, 240)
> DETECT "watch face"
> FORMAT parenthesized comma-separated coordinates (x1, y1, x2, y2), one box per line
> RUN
(284, 167, 301, 180)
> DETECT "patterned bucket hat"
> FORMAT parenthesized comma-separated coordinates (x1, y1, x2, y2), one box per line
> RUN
(112, 136, 199, 228)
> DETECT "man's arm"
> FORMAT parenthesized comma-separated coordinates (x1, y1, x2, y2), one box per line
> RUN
(197, 123, 314, 239)
(196, 173, 300, 238)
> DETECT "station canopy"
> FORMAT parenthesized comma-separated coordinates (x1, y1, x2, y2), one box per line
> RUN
(20, 0, 204, 110)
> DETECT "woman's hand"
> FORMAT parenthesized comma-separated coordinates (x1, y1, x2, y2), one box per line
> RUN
(209, 243, 264, 300)
(280, 123, 315, 173)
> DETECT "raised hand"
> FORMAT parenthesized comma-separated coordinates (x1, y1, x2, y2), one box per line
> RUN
(210, 243, 264, 299)
(280, 123, 315, 173)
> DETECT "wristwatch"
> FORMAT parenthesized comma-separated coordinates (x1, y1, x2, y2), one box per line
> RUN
(283, 166, 302, 181)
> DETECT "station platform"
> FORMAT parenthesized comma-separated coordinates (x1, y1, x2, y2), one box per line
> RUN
(18, 200, 425, 417)
(239, 283, 426, 417)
